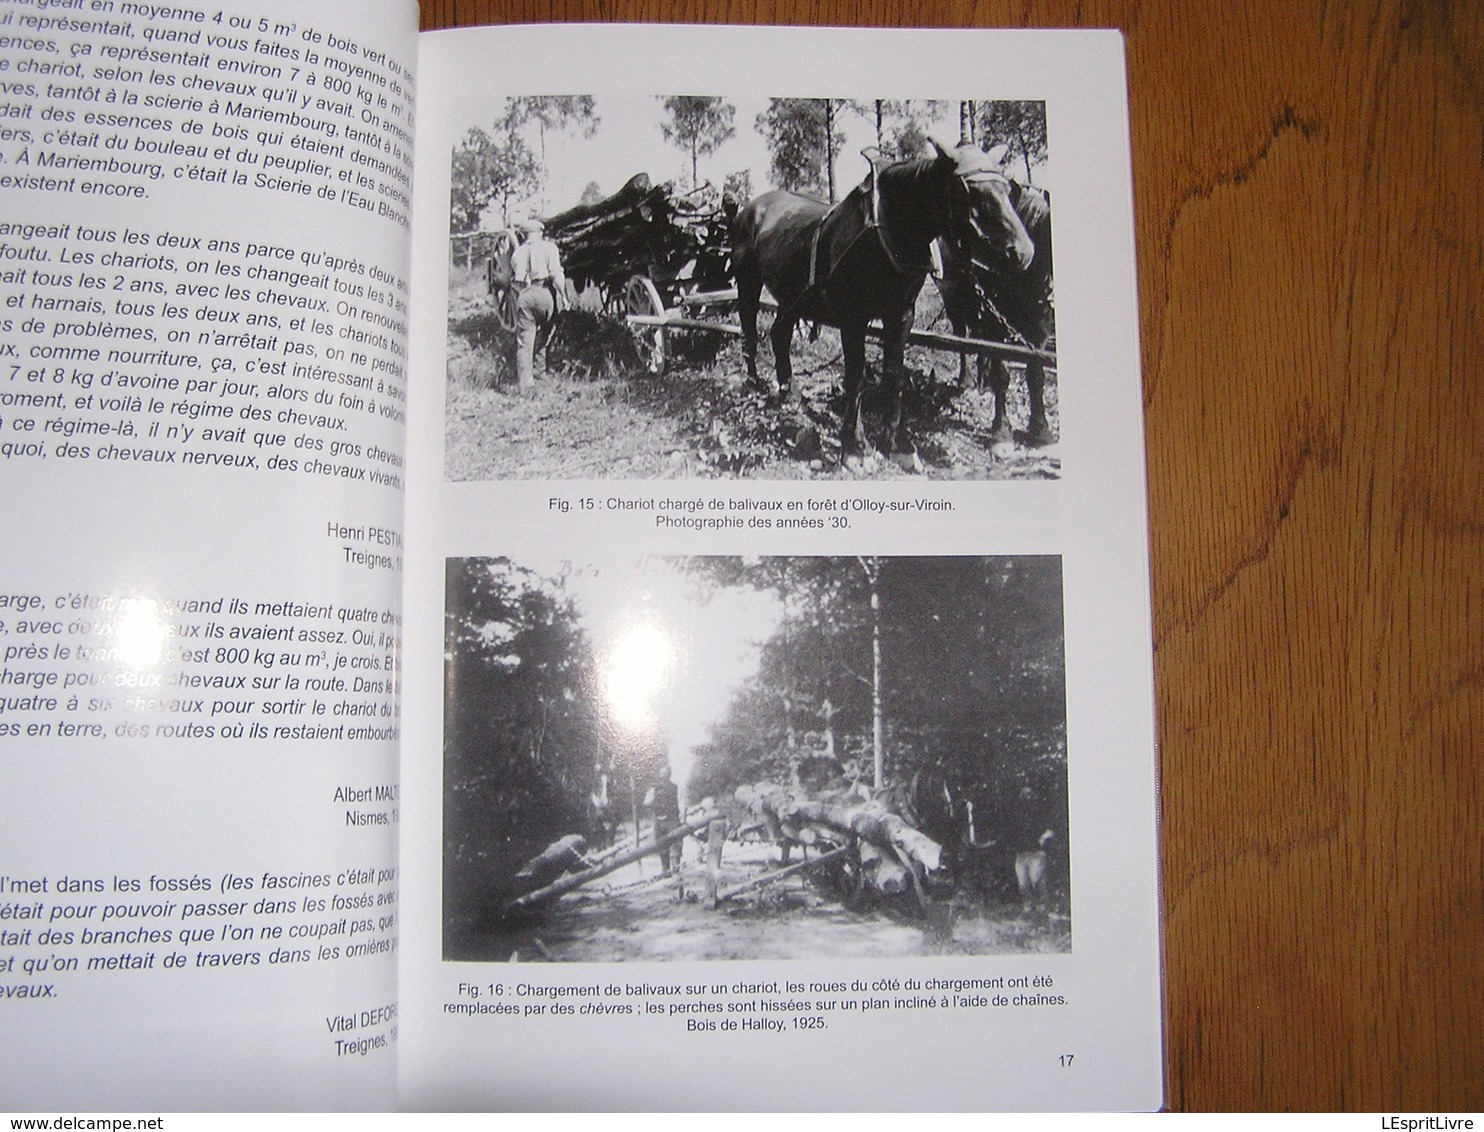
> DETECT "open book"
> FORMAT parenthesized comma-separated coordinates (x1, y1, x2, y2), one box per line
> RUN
(0, 0, 1162, 1111)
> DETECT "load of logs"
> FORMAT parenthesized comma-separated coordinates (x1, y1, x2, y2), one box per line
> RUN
(542, 173, 734, 297)
(503, 813, 724, 913)
(733, 782, 946, 909)
(501, 780, 946, 917)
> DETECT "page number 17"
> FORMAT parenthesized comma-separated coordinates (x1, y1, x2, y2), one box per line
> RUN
(1058, 1054, 1075, 1067)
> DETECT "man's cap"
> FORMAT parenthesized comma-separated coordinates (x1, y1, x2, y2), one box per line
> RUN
(517, 217, 545, 234)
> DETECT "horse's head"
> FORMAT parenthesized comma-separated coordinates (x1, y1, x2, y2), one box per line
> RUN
(934, 141, 1035, 273)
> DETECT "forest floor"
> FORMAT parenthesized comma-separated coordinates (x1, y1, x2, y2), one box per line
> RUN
(444, 265, 1061, 482)
(448, 840, 1070, 963)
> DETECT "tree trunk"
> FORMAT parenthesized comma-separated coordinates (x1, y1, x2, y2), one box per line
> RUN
(860, 840, 909, 896)
(503, 813, 718, 913)
(715, 842, 853, 904)
(543, 173, 652, 229)
(745, 783, 945, 882)
(824, 99, 838, 203)
(704, 817, 728, 906)
(858, 556, 884, 790)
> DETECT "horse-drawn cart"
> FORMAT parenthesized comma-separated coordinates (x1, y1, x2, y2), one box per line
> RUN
(643, 146, 1059, 457)
(595, 159, 1056, 393)
(622, 288, 1057, 371)
(486, 153, 1058, 455)
(488, 173, 735, 369)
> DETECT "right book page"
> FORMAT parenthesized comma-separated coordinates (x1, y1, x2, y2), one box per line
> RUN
(399, 23, 1161, 1111)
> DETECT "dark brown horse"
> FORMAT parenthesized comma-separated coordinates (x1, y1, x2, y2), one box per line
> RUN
(733, 143, 1035, 463)
(936, 180, 1055, 446)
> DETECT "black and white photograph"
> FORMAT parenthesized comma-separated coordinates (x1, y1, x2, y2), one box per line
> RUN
(446, 95, 1058, 480)
(443, 554, 1070, 962)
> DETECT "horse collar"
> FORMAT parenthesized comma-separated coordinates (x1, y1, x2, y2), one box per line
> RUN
(809, 182, 927, 292)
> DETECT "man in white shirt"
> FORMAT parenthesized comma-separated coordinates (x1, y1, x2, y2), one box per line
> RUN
(510, 217, 567, 389)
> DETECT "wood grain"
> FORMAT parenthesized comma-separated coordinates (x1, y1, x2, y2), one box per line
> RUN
(421, 0, 1484, 1111)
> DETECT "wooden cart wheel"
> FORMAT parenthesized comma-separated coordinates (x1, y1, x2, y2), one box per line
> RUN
(486, 232, 518, 333)
(602, 281, 629, 318)
(814, 839, 866, 909)
(625, 274, 667, 374)
(837, 842, 868, 910)
(494, 284, 519, 335)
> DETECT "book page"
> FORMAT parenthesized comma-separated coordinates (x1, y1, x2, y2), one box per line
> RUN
(400, 24, 1161, 1110)
(0, 0, 418, 1110)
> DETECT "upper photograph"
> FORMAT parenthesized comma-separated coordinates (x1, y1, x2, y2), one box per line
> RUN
(446, 95, 1057, 481)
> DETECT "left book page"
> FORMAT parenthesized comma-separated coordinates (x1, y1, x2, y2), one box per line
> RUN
(0, 0, 417, 1110)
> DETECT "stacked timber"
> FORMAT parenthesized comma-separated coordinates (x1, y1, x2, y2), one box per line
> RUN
(735, 781, 947, 903)
(503, 814, 721, 913)
(543, 174, 733, 295)
(501, 782, 947, 919)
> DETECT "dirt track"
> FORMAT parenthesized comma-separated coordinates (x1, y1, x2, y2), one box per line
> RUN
(449, 842, 1070, 964)
(445, 266, 1061, 482)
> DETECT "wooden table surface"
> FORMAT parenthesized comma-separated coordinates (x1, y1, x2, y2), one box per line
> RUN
(422, 0, 1483, 1112)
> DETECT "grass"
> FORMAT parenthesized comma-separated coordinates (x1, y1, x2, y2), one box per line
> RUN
(444, 263, 1061, 481)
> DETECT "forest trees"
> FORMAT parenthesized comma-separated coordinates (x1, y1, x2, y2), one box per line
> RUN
(856, 99, 950, 162)
(506, 95, 600, 208)
(756, 98, 848, 201)
(449, 124, 539, 232)
(444, 558, 683, 928)
(687, 556, 1068, 864)
(444, 555, 1068, 928)
(970, 100, 1049, 182)
(722, 169, 754, 205)
(658, 96, 737, 190)
(448, 97, 1045, 233)
(448, 96, 600, 231)
(443, 559, 603, 920)
(733, 98, 967, 208)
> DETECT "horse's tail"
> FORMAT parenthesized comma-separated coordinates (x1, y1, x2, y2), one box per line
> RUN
(731, 200, 764, 378)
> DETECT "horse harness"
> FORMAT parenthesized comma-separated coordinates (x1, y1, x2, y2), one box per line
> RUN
(957, 261, 1035, 350)
(787, 154, 938, 330)
(790, 154, 1022, 340)
(943, 174, 1050, 352)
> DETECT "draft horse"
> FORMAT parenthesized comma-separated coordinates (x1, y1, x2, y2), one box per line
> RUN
(733, 142, 1035, 463)
(936, 178, 1055, 446)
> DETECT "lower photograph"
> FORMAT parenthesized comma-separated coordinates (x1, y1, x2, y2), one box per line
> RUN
(442, 553, 1068, 962)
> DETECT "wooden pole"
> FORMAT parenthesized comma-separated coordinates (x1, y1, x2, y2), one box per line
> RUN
(503, 813, 717, 912)
(623, 315, 1056, 365)
(858, 556, 884, 792)
(714, 843, 854, 904)
(704, 818, 728, 907)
